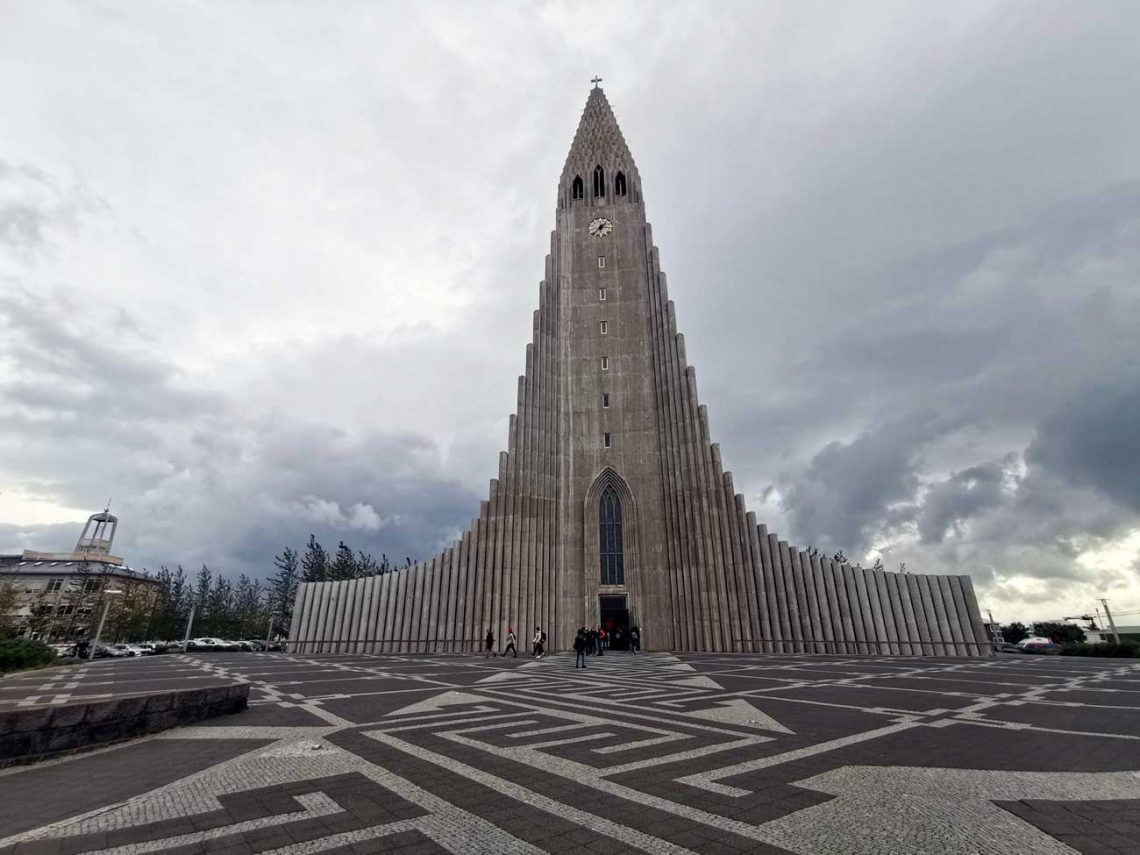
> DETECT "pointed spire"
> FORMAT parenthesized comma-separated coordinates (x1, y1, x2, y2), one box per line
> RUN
(560, 86, 639, 193)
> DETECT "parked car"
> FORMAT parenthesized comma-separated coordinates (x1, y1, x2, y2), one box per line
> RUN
(110, 643, 150, 657)
(50, 643, 77, 658)
(94, 644, 130, 658)
(186, 637, 227, 651)
(995, 642, 1024, 653)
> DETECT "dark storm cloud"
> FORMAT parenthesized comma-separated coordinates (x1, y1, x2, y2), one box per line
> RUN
(782, 414, 931, 553)
(1027, 382, 1140, 513)
(759, 181, 1140, 575)
(915, 459, 1009, 546)
(0, 287, 480, 574)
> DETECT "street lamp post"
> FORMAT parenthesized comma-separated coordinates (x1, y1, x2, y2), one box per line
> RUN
(88, 588, 123, 660)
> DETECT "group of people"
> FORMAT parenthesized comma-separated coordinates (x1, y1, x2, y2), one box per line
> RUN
(573, 624, 640, 668)
(484, 624, 641, 666)
(484, 625, 546, 658)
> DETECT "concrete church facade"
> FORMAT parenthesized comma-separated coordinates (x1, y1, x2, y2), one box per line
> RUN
(288, 88, 992, 656)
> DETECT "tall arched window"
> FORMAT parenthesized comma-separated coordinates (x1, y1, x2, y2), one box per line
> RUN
(593, 164, 605, 198)
(599, 485, 624, 585)
(572, 175, 584, 200)
(614, 171, 627, 197)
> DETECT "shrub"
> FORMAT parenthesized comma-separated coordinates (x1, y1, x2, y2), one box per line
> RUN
(0, 638, 58, 673)
(1060, 641, 1139, 658)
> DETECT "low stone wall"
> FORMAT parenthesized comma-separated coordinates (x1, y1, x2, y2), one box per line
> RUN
(0, 683, 249, 767)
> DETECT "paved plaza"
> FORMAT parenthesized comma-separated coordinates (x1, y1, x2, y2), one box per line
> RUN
(1, 651, 1138, 854)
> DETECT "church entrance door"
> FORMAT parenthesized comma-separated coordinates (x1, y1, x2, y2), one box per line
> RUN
(599, 594, 630, 651)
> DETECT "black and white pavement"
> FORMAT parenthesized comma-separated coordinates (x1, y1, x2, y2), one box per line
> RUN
(1, 651, 1138, 854)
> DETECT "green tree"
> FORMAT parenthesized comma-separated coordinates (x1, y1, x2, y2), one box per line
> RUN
(356, 550, 379, 577)
(0, 582, 18, 638)
(104, 583, 156, 642)
(329, 541, 358, 581)
(233, 574, 267, 639)
(206, 575, 234, 637)
(1001, 621, 1030, 644)
(194, 565, 213, 613)
(1033, 621, 1086, 645)
(269, 547, 300, 632)
(302, 535, 329, 583)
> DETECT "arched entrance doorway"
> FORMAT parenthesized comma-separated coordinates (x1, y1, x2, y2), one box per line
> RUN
(584, 467, 641, 651)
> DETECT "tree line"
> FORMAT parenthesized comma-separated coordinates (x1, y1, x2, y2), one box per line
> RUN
(0, 535, 412, 644)
(265, 535, 413, 634)
(998, 621, 1087, 646)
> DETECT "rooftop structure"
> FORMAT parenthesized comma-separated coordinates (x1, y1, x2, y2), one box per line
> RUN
(0, 509, 155, 642)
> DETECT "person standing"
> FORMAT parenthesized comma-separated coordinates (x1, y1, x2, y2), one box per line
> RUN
(574, 628, 587, 669)
(629, 626, 640, 654)
(597, 626, 606, 656)
(587, 627, 597, 656)
(504, 626, 518, 658)
(484, 628, 496, 657)
(532, 626, 545, 659)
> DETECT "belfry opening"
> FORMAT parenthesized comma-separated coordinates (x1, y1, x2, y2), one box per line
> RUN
(288, 87, 992, 657)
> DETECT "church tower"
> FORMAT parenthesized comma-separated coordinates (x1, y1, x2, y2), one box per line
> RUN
(288, 87, 992, 656)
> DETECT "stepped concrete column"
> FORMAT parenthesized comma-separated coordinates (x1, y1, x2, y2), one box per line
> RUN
(829, 560, 856, 653)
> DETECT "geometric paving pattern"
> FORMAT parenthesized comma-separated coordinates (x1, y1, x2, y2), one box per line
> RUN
(1, 651, 1138, 854)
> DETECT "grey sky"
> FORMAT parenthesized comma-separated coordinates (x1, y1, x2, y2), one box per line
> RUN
(1, 1, 1138, 623)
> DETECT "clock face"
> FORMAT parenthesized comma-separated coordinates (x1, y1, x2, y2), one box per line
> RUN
(588, 217, 613, 238)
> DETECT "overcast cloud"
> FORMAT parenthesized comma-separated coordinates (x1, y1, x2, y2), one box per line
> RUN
(1, 1, 1138, 623)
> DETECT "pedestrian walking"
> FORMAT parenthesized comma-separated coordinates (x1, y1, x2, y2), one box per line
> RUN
(532, 626, 545, 659)
(484, 628, 496, 657)
(504, 626, 518, 658)
(574, 628, 587, 669)
(597, 626, 606, 656)
(630, 626, 640, 654)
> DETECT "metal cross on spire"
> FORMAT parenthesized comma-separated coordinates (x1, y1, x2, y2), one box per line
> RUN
(591, 76, 603, 89)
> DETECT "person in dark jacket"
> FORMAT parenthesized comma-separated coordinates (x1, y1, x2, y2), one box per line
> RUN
(629, 626, 640, 653)
(504, 626, 518, 657)
(573, 628, 587, 668)
(484, 628, 495, 657)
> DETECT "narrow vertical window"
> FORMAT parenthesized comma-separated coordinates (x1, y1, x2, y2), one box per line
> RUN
(572, 175, 583, 200)
(593, 164, 605, 197)
(615, 171, 627, 197)
(602, 393, 610, 408)
(599, 485, 624, 585)
(600, 356, 609, 370)
(598, 288, 607, 301)
(604, 432, 612, 448)
(598, 256, 606, 268)
(599, 321, 608, 334)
